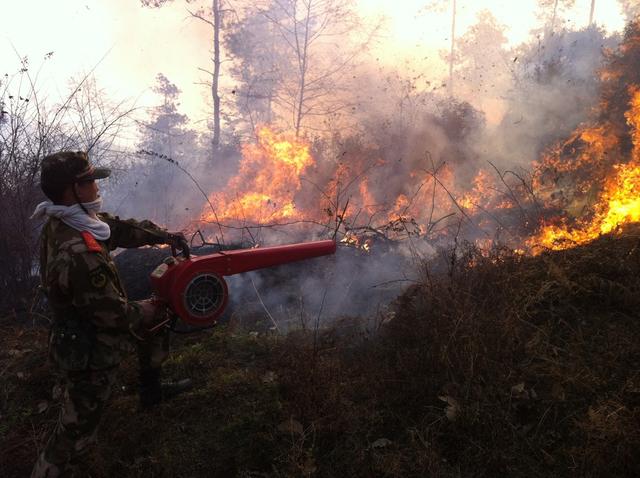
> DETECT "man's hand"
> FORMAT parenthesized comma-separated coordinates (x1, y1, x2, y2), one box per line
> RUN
(134, 298, 170, 339)
(167, 232, 190, 258)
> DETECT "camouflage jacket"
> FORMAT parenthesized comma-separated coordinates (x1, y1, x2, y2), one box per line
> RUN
(40, 212, 169, 371)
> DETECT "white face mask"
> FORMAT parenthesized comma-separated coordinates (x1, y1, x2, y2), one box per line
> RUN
(82, 197, 103, 217)
(31, 197, 111, 241)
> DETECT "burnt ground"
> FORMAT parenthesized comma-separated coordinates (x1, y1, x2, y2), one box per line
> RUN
(1, 226, 640, 477)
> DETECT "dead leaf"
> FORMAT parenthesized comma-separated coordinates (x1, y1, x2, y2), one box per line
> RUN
(371, 438, 392, 448)
(302, 453, 317, 474)
(551, 383, 566, 401)
(36, 401, 48, 414)
(262, 371, 276, 384)
(52, 383, 63, 400)
(540, 448, 556, 465)
(511, 382, 529, 399)
(438, 395, 460, 421)
(277, 418, 304, 436)
(511, 382, 525, 394)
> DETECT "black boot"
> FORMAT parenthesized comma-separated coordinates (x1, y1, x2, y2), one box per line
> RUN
(139, 368, 193, 410)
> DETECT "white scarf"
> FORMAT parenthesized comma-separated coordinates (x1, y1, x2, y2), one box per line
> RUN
(31, 198, 111, 241)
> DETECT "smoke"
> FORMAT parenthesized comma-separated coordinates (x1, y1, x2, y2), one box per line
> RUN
(484, 26, 620, 169)
(103, 16, 627, 327)
(102, 148, 241, 232)
(224, 242, 425, 332)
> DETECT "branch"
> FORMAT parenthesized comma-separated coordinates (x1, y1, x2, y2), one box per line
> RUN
(136, 149, 226, 244)
(249, 274, 280, 332)
(187, 8, 215, 29)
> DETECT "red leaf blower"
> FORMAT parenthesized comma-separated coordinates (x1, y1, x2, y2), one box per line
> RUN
(149, 240, 337, 328)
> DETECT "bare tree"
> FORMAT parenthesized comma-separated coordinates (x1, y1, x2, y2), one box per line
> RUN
(454, 10, 510, 104)
(536, 0, 576, 34)
(449, 0, 457, 97)
(224, 5, 286, 138)
(255, 0, 374, 136)
(190, 1, 224, 149)
(618, 0, 640, 21)
(0, 59, 134, 314)
(141, 0, 227, 154)
(424, 0, 458, 97)
(133, 74, 198, 225)
(589, 0, 596, 25)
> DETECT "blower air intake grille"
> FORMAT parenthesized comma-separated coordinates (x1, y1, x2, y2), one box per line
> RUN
(183, 273, 225, 317)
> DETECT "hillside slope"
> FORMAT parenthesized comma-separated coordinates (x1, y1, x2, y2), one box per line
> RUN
(1, 226, 639, 477)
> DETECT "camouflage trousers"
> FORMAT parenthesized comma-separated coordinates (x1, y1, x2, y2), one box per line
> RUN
(31, 330, 170, 478)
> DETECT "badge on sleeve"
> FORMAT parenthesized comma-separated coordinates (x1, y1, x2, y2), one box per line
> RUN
(81, 231, 102, 253)
(89, 268, 108, 289)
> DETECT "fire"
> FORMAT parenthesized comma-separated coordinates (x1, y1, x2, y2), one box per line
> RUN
(202, 125, 314, 224)
(528, 86, 640, 251)
(458, 169, 503, 211)
(531, 162, 640, 250)
(192, 23, 640, 255)
(340, 231, 372, 252)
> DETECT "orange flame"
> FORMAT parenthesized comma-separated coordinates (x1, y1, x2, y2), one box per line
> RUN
(458, 169, 502, 211)
(528, 87, 640, 251)
(202, 125, 314, 224)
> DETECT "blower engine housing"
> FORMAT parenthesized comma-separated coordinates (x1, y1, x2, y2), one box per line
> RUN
(150, 240, 336, 327)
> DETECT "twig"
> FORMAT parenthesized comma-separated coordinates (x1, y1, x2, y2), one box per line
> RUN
(505, 167, 544, 216)
(301, 176, 337, 211)
(244, 226, 257, 246)
(198, 217, 331, 231)
(465, 198, 515, 239)
(427, 213, 456, 234)
(249, 274, 280, 333)
(0, 437, 36, 455)
(189, 229, 222, 248)
(370, 278, 419, 289)
(423, 168, 490, 238)
(29, 285, 47, 327)
(487, 160, 529, 221)
(136, 149, 225, 244)
(298, 295, 306, 330)
(313, 285, 329, 355)
(332, 198, 349, 240)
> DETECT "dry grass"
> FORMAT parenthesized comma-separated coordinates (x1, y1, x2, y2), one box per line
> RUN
(270, 224, 640, 477)
(1, 225, 639, 477)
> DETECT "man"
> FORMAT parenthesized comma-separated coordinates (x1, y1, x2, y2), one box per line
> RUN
(31, 151, 191, 478)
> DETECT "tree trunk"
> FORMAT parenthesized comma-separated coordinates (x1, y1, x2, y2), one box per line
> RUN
(551, 0, 559, 32)
(589, 0, 596, 25)
(448, 0, 457, 97)
(212, 0, 221, 151)
(294, 0, 312, 137)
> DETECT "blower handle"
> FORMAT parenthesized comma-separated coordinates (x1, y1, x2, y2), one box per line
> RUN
(169, 234, 191, 259)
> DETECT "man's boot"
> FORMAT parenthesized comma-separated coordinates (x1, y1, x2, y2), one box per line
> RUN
(139, 368, 193, 410)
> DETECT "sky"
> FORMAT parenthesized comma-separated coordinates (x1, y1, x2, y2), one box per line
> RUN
(0, 0, 628, 131)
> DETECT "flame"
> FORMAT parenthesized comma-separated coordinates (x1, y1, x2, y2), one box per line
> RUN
(340, 230, 372, 252)
(530, 161, 640, 250)
(202, 125, 314, 224)
(191, 25, 640, 255)
(458, 169, 502, 211)
(528, 87, 640, 251)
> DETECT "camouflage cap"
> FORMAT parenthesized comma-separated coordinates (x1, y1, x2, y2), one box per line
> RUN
(41, 151, 110, 189)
